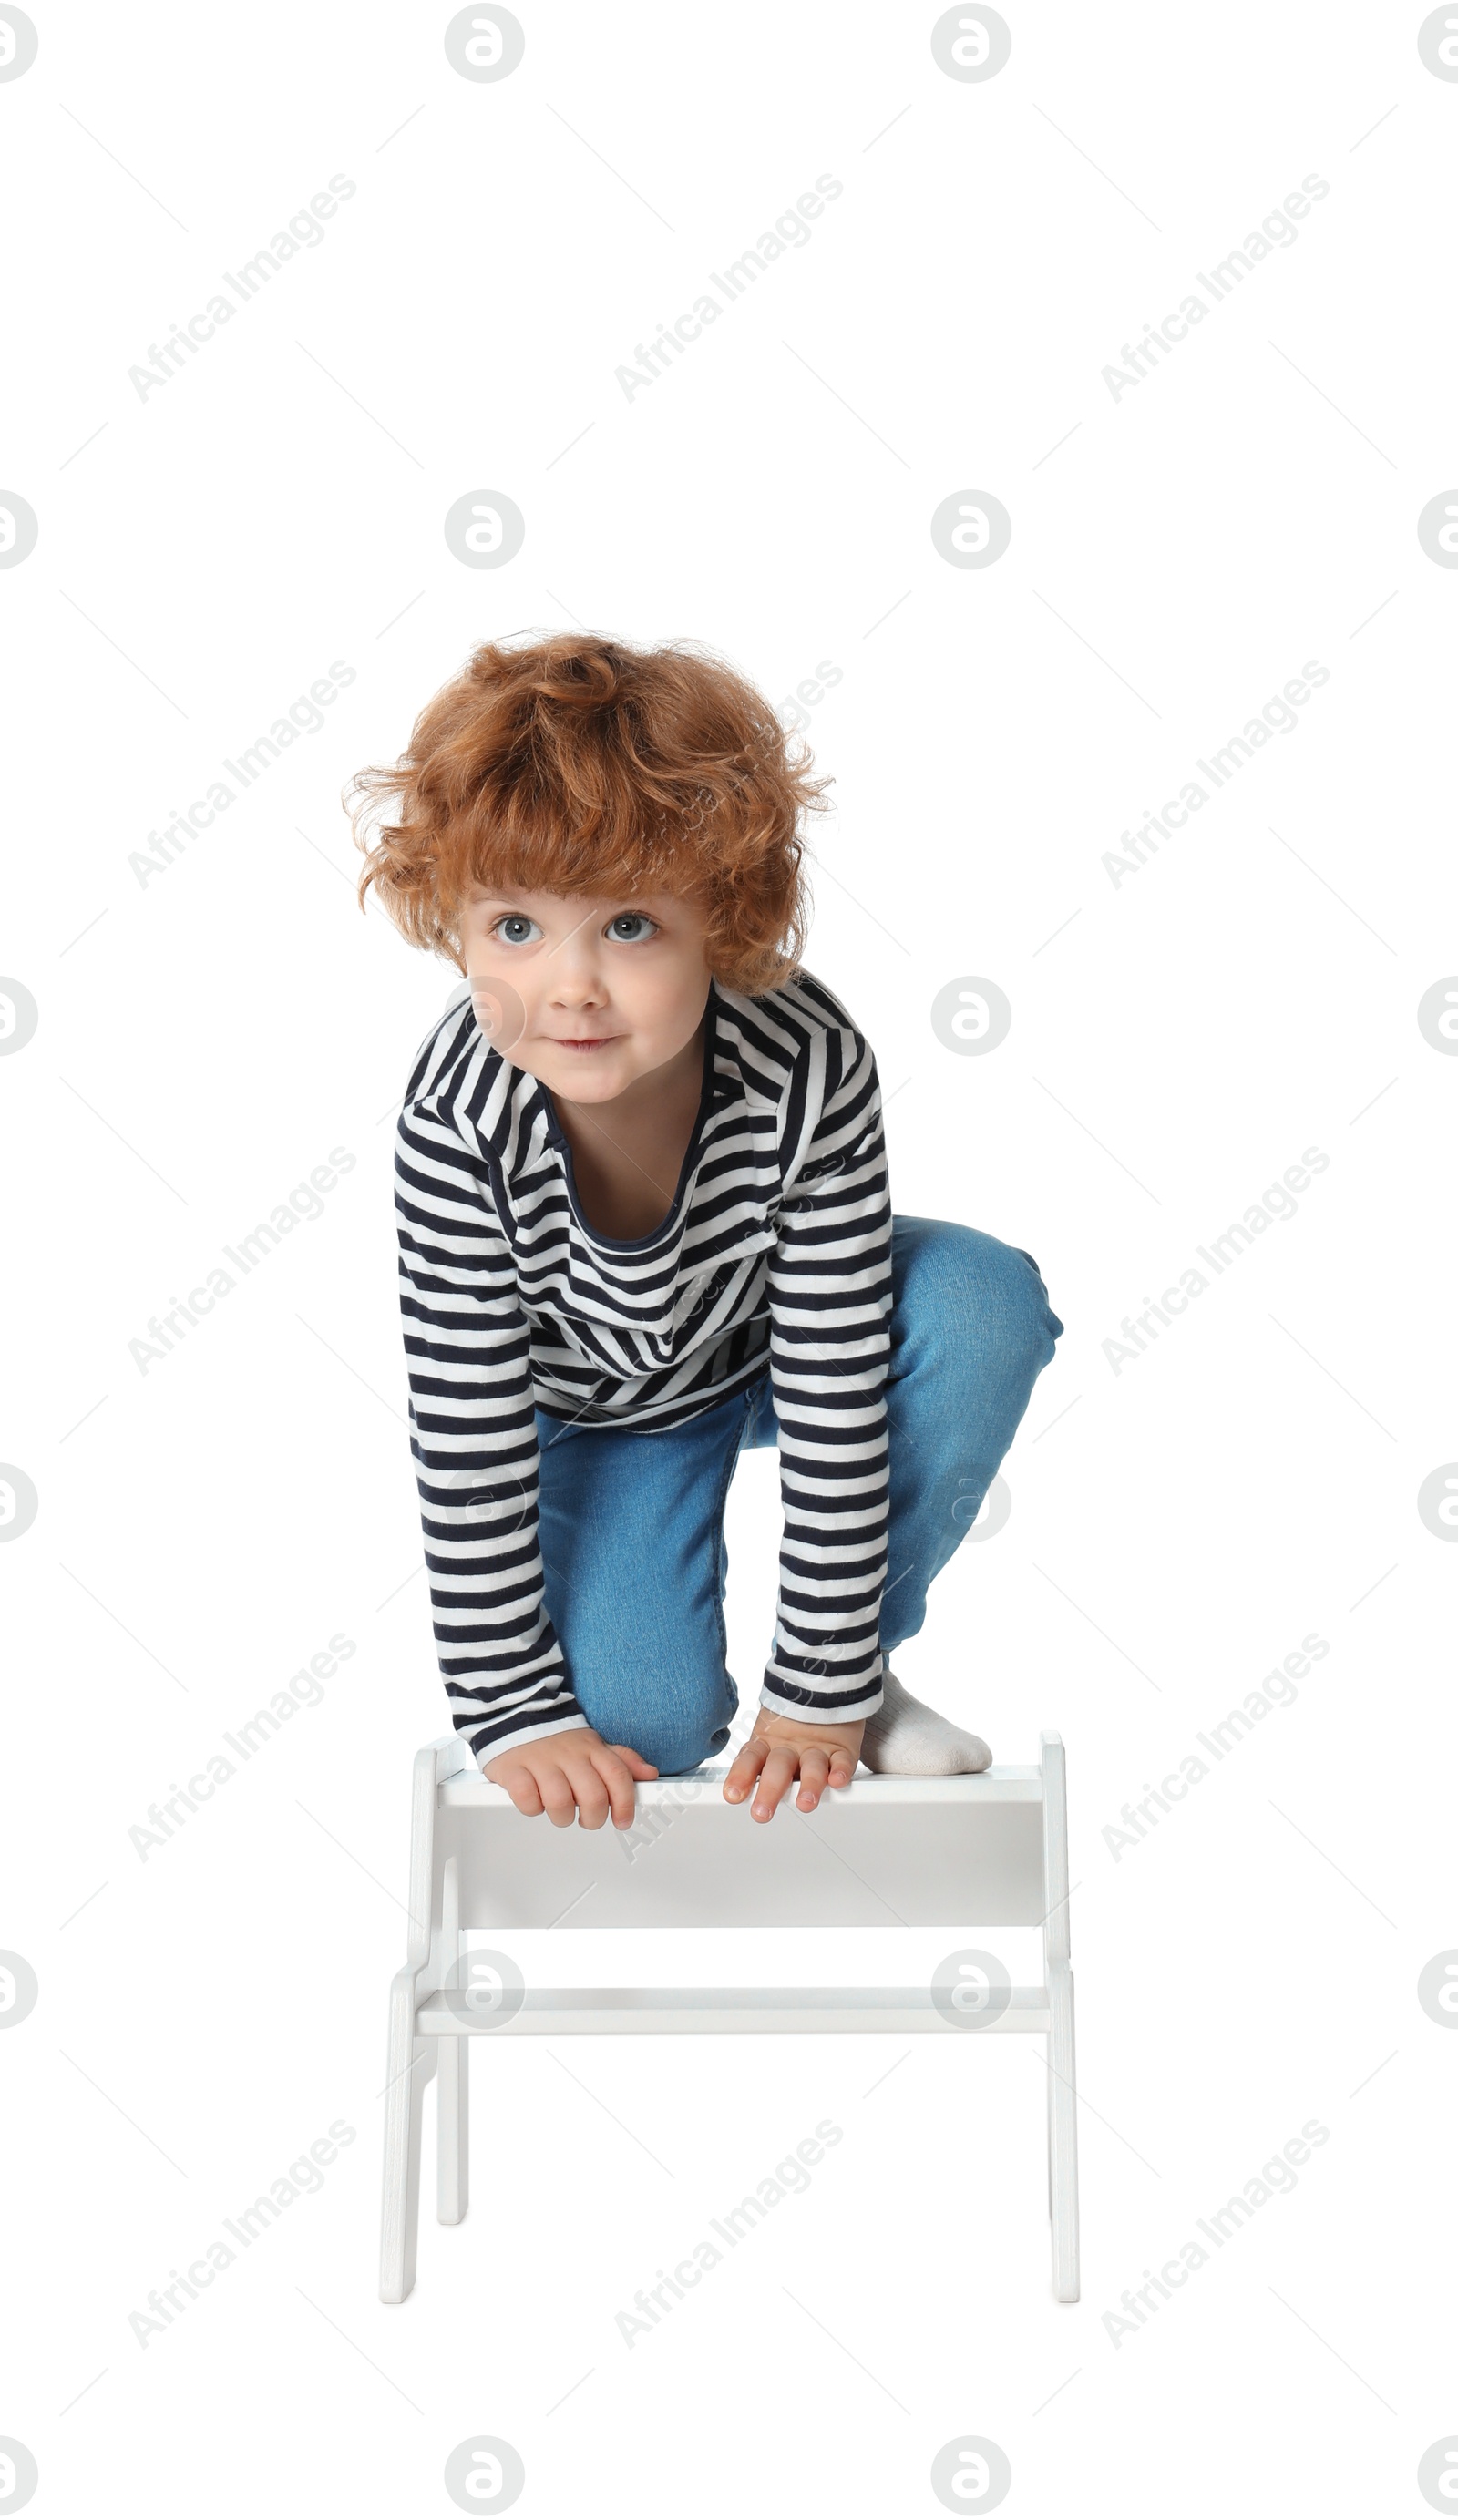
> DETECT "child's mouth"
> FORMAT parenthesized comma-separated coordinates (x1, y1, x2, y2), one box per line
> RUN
(552, 1035, 619, 1051)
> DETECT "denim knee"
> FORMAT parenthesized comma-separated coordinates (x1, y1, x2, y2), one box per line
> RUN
(633, 1710, 734, 1777)
(893, 1217, 1062, 1389)
(653, 1718, 734, 1777)
(979, 1234, 1063, 1382)
(571, 1669, 737, 1777)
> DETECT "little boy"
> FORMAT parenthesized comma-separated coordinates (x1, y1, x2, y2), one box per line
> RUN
(351, 633, 1062, 1828)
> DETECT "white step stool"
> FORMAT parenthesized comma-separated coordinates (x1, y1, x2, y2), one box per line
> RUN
(380, 1731, 1080, 2302)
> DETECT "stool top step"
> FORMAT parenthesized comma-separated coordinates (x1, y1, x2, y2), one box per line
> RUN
(437, 1763, 1045, 1809)
(422, 1754, 1062, 1931)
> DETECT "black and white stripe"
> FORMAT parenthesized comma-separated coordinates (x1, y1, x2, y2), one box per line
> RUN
(394, 968, 893, 1763)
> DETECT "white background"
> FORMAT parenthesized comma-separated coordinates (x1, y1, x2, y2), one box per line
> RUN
(3, 2, 1456, 2513)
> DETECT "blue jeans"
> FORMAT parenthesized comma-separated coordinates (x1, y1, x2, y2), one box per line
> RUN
(533, 1216, 1063, 1775)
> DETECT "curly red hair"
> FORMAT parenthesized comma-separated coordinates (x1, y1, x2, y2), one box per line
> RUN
(346, 631, 832, 994)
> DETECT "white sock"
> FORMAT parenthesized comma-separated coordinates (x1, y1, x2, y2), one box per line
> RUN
(858, 1664, 991, 1776)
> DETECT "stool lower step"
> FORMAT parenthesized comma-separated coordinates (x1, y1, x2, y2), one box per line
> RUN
(414, 1984, 1052, 2035)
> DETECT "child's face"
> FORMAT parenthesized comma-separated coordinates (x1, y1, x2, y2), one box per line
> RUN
(458, 884, 713, 1103)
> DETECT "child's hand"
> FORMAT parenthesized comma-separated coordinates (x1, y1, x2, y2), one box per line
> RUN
(481, 1726, 659, 1828)
(723, 1714, 865, 1822)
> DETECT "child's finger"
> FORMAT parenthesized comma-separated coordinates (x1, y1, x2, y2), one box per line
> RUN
(537, 1767, 582, 1828)
(723, 1736, 770, 1802)
(590, 1747, 644, 1829)
(750, 1747, 799, 1821)
(501, 1771, 545, 1818)
(605, 1744, 659, 1778)
(565, 1757, 612, 1830)
(794, 1747, 832, 1810)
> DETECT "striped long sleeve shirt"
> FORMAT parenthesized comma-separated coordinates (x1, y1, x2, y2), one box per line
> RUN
(394, 967, 893, 1767)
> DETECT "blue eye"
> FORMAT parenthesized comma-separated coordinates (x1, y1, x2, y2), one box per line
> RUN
(494, 914, 539, 946)
(608, 913, 656, 943)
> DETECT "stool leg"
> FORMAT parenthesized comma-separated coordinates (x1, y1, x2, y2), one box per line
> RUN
(435, 1850, 467, 2225)
(380, 1969, 433, 2303)
(437, 2037, 468, 2223)
(1046, 1963, 1080, 2302)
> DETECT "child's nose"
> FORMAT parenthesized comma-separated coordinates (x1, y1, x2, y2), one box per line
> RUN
(551, 965, 607, 1004)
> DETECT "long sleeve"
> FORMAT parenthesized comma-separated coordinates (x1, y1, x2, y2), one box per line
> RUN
(759, 1027, 893, 1725)
(395, 1096, 591, 1764)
